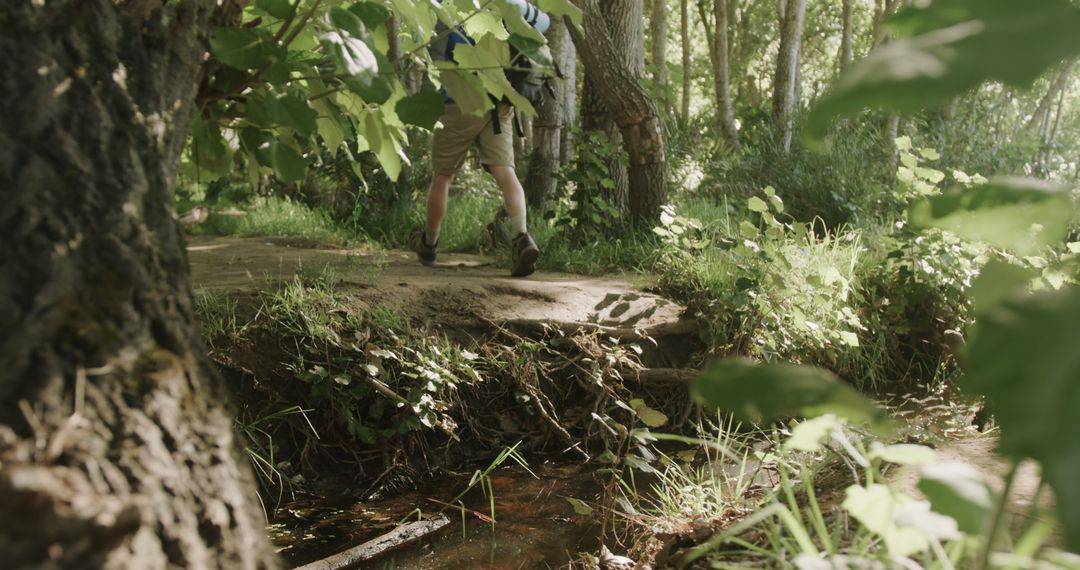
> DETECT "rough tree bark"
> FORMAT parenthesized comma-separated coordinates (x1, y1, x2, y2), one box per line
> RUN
(525, 18, 571, 207)
(773, 0, 807, 153)
(0, 2, 277, 568)
(569, 0, 668, 223)
(772, 0, 807, 154)
(712, 0, 740, 150)
(558, 21, 578, 167)
(680, 0, 691, 124)
(579, 0, 645, 217)
(650, 0, 670, 115)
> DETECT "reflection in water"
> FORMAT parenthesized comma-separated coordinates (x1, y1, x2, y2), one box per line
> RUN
(270, 462, 604, 569)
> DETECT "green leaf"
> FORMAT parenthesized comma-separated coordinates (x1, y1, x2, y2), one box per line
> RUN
(395, 92, 446, 130)
(692, 358, 891, 430)
(329, 6, 366, 37)
(963, 287, 1080, 551)
(537, 0, 582, 25)
(313, 100, 347, 153)
(438, 66, 492, 117)
(917, 461, 994, 535)
(210, 27, 281, 70)
(838, 331, 860, 347)
(271, 142, 307, 182)
(564, 496, 594, 516)
(239, 128, 273, 167)
(869, 443, 936, 465)
(276, 93, 318, 136)
(324, 30, 380, 82)
(245, 93, 280, 129)
(738, 220, 759, 240)
(349, 2, 392, 29)
(843, 484, 929, 557)
(464, 11, 510, 40)
(629, 399, 668, 428)
(364, 112, 402, 181)
(806, 0, 1080, 142)
(748, 196, 768, 213)
(908, 177, 1073, 255)
(245, 93, 317, 136)
(784, 414, 844, 452)
(255, 0, 295, 19)
(496, 2, 546, 44)
(969, 260, 1037, 315)
(348, 74, 394, 105)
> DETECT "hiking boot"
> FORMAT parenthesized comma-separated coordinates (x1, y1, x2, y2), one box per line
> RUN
(510, 232, 539, 277)
(409, 228, 437, 266)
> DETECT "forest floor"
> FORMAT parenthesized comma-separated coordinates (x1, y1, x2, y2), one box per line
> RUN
(188, 235, 693, 340)
(186, 236, 1055, 568)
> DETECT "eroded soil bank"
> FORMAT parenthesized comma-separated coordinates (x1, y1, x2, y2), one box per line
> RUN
(188, 236, 705, 567)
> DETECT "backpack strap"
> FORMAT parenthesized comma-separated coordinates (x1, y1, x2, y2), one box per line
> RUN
(491, 107, 502, 135)
(513, 108, 524, 138)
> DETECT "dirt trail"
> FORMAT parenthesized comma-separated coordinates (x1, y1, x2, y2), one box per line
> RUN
(187, 236, 694, 339)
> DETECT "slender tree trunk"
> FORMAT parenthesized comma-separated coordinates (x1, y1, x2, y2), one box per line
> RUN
(1025, 59, 1078, 132)
(651, 0, 670, 114)
(772, 0, 806, 154)
(712, 0, 740, 149)
(559, 19, 578, 167)
(0, 1, 277, 568)
(839, 0, 854, 72)
(680, 0, 692, 123)
(525, 19, 571, 207)
(568, 0, 667, 223)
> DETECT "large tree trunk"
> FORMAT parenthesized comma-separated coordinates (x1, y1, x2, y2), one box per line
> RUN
(711, 0, 740, 149)
(650, 0, 670, 115)
(525, 18, 572, 207)
(772, 0, 806, 154)
(0, 2, 277, 568)
(579, 0, 645, 218)
(569, 0, 668, 223)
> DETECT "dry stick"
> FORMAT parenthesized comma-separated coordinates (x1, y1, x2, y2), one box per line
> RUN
(292, 515, 451, 570)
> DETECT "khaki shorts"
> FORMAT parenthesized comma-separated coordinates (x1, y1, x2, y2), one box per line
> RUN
(431, 103, 515, 175)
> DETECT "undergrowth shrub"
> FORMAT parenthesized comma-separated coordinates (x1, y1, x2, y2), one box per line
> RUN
(655, 190, 977, 390)
(690, 111, 895, 228)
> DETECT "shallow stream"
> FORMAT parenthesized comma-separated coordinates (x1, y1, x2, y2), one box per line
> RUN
(270, 462, 606, 569)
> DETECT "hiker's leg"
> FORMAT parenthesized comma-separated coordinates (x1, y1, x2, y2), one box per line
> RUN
(425, 172, 454, 245)
(428, 102, 478, 246)
(488, 165, 528, 236)
(477, 105, 527, 236)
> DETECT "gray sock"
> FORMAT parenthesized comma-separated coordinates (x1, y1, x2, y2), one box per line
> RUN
(510, 213, 527, 236)
(425, 227, 440, 247)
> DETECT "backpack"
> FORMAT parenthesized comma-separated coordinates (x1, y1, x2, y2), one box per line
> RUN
(505, 43, 558, 109)
(428, 22, 560, 135)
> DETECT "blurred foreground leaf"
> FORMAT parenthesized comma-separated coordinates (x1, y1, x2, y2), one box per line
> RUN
(964, 287, 1080, 551)
(908, 178, 1073, 255)
(693, 358, 890, 431)
(918, 461, 995, 535)
(806, 0, 1080, 143)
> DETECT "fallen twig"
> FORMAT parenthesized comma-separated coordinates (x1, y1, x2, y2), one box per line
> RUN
(292, 515, 451, 570)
